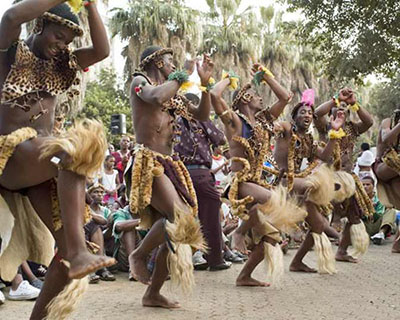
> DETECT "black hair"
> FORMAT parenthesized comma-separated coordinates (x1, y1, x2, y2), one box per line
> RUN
(291, 102, 315, 120)
(48, 3, 80, 26)
(105, 154, 115, 162)
(361, 142, 370, 151)
(184, 93, 200, 106)
(361, 175, 375, 186)
(140, 45, 163, 63)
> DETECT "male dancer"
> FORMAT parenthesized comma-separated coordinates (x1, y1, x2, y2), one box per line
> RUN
(315, 88, 374, 262)
(373, 109, 400, 253)
(0, 1, 113, 318)
(270, 90, 345, 274)
(127, 46, 213, 308)
(211, 64, 306, 286)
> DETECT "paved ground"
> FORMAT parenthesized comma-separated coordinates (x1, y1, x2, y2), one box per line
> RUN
(1, 240, 399, 320)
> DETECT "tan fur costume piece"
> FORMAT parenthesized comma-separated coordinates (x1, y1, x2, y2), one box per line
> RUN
(165, 206, 206, 293)
(258, 185, 308, 234)
(311, 232, 337, 275)
(333, 171, 356, 203)
(263, 242, 284, 286)
(45, 277, 89, 320)
(40, 119, 107, 178)
(350, 222, 369, 257)
(304, 164, 335, 206)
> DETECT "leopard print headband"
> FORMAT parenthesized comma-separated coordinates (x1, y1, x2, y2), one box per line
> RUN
(232, 83, 252, 110)
(138, 48, 174, 71)
(34, 12, 83, 37)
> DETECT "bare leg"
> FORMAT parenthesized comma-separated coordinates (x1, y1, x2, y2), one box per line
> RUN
(0, 138, 115, 279)
(129, 173, 188, 285)
(392, 228, 400, 253)
(11, 273, 23, 291)
(21, 261, 38, 283)
(289, 201, 322, 273)
(236, 242, 269, 287)
(129, 219, 164, 284)
(142, 244, 180, 308)
(324, 224, 340, 240)
(232, 182, 271, 254)
(90, 228, 105, 256)
(336, 223, 358, 263)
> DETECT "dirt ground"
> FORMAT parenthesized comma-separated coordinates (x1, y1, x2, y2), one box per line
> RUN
(1, 239, 399, 320)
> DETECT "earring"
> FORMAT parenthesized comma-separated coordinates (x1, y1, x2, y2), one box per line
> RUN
(155, 60, 164, 69)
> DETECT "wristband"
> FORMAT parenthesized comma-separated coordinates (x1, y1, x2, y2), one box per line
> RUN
(328, 128, 346, 140)
(221, 70, 239, 90)
(198, 77, 215, 92)
(348, 103, 360, 113)
(253, 65, 274, 86)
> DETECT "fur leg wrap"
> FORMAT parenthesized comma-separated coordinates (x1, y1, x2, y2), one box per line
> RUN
(333, 171, 356, 203)
(258, 185, 307, 234)
(311, 232, 337, 275)
(40, 119, 107, 178)
(45, 277, 89, 320)
(350, 222, 369, 257)
(164, 206, 206, 293)
(305, 164, 335, 206)
(263, 242, 284, 286)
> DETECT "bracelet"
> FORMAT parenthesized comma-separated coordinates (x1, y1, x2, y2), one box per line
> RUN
(221, 70, 239, 90)
(348, 102, 360, 112)
(84, 0, 96, 7)
(217, 109, 231, 118)
(198, 77, 215, 92)
(168, 70, 189, 84)
(328, 128, 346, 140)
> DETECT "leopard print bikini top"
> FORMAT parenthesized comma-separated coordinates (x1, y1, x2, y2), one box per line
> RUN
(1, 41, 80, 112)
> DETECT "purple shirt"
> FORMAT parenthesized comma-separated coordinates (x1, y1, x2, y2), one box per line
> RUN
(174, 118, 225, 168)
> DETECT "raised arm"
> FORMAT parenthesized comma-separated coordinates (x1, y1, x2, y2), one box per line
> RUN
(346, 92, 373, 134)
(316, 111, 346, 162)
(74, 3, 110, 69)
(0, 0, 65, 50)
(210, 78, 241, 139)
(381, 118, 400, 145)
(252, 64, 292, 119)
(188, 55, 214, 121)
(130, 75, 180, 106)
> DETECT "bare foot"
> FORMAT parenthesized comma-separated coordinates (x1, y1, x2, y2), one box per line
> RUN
(142, 293, 181, 309)
(289, 262, 317, 273)
(236, 276, 270, 287)
(335, 253, 358, 263)
(67, 252, 116, 279)
(129, 251, 151, 285)
(232, 231, 249, 254)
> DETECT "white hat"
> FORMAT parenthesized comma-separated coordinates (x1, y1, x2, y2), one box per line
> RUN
(357, 150, 374, 167)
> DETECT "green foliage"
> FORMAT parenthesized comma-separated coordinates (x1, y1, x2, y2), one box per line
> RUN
(80, 68, 132, 144)
(286, 0, 400, 81)
(368, 74, 400, 121)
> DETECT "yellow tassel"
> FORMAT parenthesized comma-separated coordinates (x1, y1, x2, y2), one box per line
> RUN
(328, 128, 346, 140)
(348, 103, 360, 113)
(67, 0, 83, 13)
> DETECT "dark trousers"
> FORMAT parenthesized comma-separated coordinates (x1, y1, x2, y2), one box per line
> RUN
(189, 169, 223, 267)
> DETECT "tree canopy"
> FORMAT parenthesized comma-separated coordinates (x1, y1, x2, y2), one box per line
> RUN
(286, 0, 400, 81)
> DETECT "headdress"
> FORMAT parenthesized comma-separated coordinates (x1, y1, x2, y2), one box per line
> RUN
(87, 183, 106, 194)
(34, 12, 83, 37)
(231, 83, 252, 110)
(291, 88, 315, 120)
(138, 48, 174, 71)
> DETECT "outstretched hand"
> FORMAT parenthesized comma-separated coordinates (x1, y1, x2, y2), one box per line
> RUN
(197, 54, 214, 86)
(330, 110, 345, 131)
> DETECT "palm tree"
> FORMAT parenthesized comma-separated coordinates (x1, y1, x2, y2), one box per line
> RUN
(109, 0, 201, 87)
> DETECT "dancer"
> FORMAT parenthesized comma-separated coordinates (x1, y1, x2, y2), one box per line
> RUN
(211, 64, 306, 287)
(0, 1, 113, 318)
(268, 90, 345, 274)
(373, 109, 400, 253)
(126, 46, 213, 308)
(315, 88, 374, 263)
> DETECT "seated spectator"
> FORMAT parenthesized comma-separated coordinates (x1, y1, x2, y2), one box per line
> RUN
(112, 206, 141, 280)
(356, 149, 376, 181)
(100, 155, 121, 207)
(85, 184, 115, 282)
(2, 269, 40, 301)
(112, 136, 131, 184)
(361, 176, 397, 244)
(112, 184, 128, 211)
